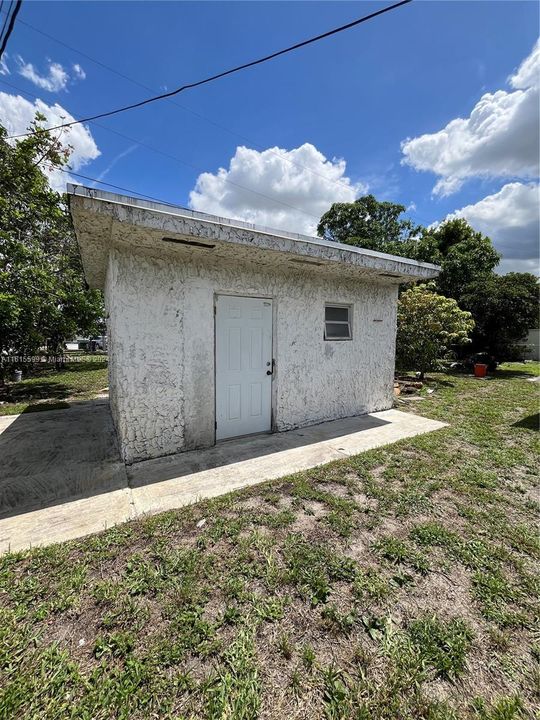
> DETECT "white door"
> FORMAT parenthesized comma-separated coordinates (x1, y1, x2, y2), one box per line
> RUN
(215, 295, 273, 440)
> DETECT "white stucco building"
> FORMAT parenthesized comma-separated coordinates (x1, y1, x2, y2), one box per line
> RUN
(69, 186, 440, 464)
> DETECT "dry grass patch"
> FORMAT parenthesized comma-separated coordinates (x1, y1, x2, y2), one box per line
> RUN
(0, 362, 539, 719)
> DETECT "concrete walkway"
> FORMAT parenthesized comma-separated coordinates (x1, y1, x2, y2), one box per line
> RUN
(0, 399, 127, 517)
(0, 406, 446, 553)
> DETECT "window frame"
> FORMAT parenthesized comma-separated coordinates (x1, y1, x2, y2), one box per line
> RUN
(324, 303, 352, 341)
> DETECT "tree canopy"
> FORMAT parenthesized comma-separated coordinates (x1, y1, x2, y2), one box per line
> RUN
(422, 219, 501, 302)
(459, 272, 539, 358)
(0, 116, 103, 374)
(317, 195, 422, 254)
(396, 284, 475, 378)
(318, 195, 539, 360)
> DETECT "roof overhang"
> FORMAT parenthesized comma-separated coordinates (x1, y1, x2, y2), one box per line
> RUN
(67, 185, 440, 290)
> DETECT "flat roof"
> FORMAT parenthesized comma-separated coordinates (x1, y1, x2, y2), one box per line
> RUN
(67, 184, 440, 289)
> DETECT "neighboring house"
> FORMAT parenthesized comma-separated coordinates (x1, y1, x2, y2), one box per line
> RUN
(520, 328, 539, 361)
(64, 336, 108, 351)
(68, 186, 440, 464)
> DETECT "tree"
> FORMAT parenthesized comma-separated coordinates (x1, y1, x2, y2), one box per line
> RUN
(317, 195, 422, 253)
(0, 116, 103, 379)
(317, 200, 501, 307)
(396, 284, 475, 379)
(422, 219, 501, 302)
(459, 272, 539, 359)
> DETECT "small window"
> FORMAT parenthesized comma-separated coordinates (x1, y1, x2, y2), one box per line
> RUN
(324, 304, 352, 340)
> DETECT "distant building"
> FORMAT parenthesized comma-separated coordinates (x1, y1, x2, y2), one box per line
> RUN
(521, 328, 539, 361)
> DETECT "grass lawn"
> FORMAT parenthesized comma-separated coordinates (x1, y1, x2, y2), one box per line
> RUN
(0, 359, 108, 415)
(0, 363, 538, 719)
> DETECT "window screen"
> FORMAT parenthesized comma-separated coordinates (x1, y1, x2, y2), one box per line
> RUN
(324, 304, 351, 340)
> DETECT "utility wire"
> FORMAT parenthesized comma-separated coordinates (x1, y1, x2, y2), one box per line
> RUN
(0, 0, 21, 60)
(0, 1, 14, 48)
(52, 166, 192, 209)
(7, 0, 412, 139)
(17, 17, 361, 197)
(0, 78, 322, 222)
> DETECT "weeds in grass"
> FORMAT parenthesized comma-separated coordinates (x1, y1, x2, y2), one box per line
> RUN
(471, 569, 528, 627)
(205, 627, 260, 720)
(471, 695, 525, 719)
(374, 536, 430, 574)
(1, 364, 539, 718)
(283, 536, 356, 606)
(406, 615, 473, 679)
(321, 664, 354, 720)
(277, 632, 293, 660)
(353, 567, 392, 605)
(301, 643, 316, 671)
(94, 631, 135, 659)
(321, 604, 357, 634)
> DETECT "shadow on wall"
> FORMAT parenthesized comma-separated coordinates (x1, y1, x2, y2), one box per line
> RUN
(0, 399, 127, 520)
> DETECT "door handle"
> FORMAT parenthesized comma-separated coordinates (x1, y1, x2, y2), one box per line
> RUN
(266, 359, 275, 376)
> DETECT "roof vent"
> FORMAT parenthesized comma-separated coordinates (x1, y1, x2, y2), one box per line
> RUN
(289, 257, 323, 267)
(162, 237, 215, 249)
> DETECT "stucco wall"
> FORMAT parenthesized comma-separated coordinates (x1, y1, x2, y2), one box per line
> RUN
(106, 244, 399, 464)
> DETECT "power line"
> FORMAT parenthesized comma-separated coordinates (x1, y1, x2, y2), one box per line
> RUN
(17, 17, 361, 198)
(0, 78, 322, 222)
(7, 0, 412, 140)
(55, 166, 192, 209)
(0, 1, 14, 48)
(0, 0, 21, 60)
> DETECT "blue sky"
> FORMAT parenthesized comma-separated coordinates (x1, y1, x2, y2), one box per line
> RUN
(0, 1, 538, 273)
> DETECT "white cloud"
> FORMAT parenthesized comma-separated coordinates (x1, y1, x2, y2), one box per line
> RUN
(446, 182, 539, 274)
(189, 143, 365, 235)
(0, 92, 100, 191)
(18, 59, 70, 92)
(16, 58, 87, 92)
(0, 53, 9, 76)
(401, 39, 540, 196)
(72, 64, 86, 81)
(509, 38, 540, 90)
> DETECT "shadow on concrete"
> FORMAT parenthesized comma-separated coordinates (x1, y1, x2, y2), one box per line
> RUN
(0, 399, 127, 520)
(512, 412, 540, 431)
(128, 413, 391, 489)
(0, 398, 391, 521)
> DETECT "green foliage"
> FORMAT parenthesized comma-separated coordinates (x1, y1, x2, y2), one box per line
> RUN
(0, 367, 538, 718)
(373, 536, 430, 574)
(396, 284, 474, 377)
(460, 272, 539, 358)
(406, 615, 473, 679)
(317, 199, 536, 363)
(205, 627, 261, 720)
(424, 219, 501, 300)
(284, 537, 356, 606)
(353, 568, 392, 603)
(0, 117, 103, 372)
(317, 194, 421, 252)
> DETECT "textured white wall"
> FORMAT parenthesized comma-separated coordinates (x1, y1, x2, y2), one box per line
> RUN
(106, 245, 398, 464)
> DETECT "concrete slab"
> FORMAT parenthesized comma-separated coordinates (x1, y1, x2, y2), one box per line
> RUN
(0, 399, 128, 518)
(0, 488, 134, 553)
(0, 407, 446, 553)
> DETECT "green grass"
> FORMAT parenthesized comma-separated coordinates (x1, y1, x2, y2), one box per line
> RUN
(0, 361, 538, 718)
(0, 360, 108, 415)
